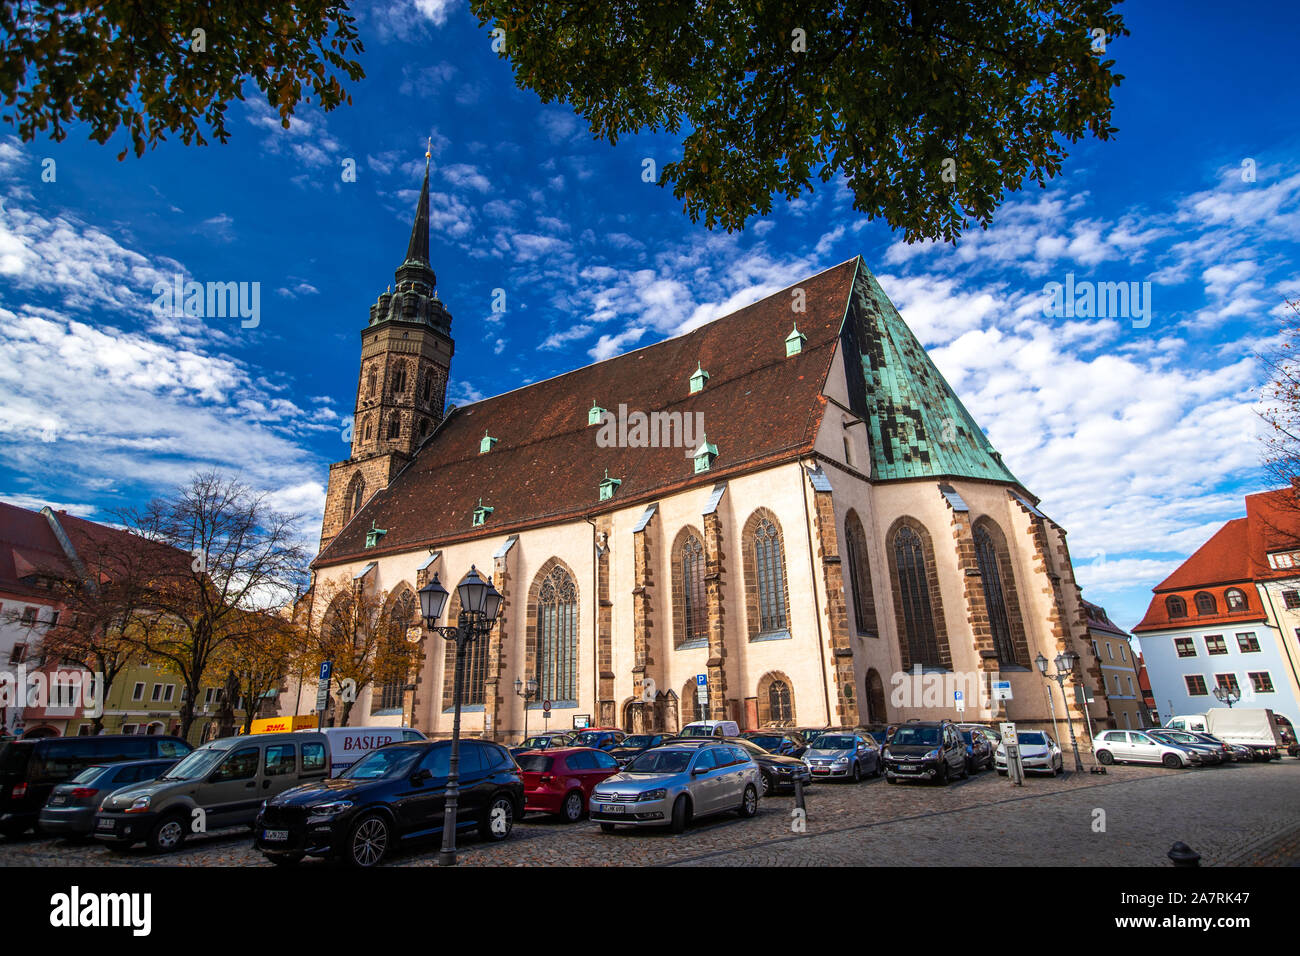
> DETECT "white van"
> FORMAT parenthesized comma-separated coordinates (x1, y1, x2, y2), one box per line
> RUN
(302, 726, 427, 774)
(679, 720, 741, 738)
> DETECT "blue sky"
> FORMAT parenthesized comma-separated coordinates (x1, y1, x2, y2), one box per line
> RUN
(0, 0, 1296, 634)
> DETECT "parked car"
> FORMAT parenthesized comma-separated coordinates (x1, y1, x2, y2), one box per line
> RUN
(861, 724, 894, 746)
(726, 736, 812, 794)
(960, 729, 995, 772)
(993, 730, 1064, 775)
(1190, 732, 1251, 762)
(95, 731, 329, 853)
(883, 720, 968, 785)
(739, 729, 809, 758)
(957, 723, 1001, 746)
(1165, 709, 1284, 760)
(1091, 729, 1199, 769)
(569, 728, 626, 751)
(509, 732, 575, 757)
(794, 727, 830, 748)
(590, 741, 760, 833)
(0, 734, 191, 838)
(803, 732, 881, 782)
(608, 733, 675, 766)
(255, 738, 524, 866)
(678, 720, 740, 738)
(38, 759, 179, 840)
(517, 747, 621, 821)
(1149, 730, 1223, 765)
(304, 726, 426, 774)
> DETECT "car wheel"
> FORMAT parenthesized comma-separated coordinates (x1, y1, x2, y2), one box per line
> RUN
(851, 762, 862, 783)
(1096, 750, 1115, 765)
(937, 762, 949, 786)
(599, 822, 616, 833)
(670, 794, 691, 834)
(1162, 753, 1182, 770)
(347, 813, 390, 867)
(480, 793, 515, 841)
(560, 790, 584, 823)
(759, 771, 773, 797)
(886, 773, 897, 784)
(739, 784, 759, 818)
(146, 812, 188, 854)
(266, 851, 304, 866)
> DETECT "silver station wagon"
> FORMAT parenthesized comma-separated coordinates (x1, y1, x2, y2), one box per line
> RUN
(589, 741, 760, 833)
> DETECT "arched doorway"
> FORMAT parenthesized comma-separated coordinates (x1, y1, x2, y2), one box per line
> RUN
(865, 669, 887, 724)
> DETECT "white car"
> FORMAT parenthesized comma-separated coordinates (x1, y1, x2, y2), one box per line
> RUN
(1091, 729, 1199, 769)
(994, 730, 1064, 775)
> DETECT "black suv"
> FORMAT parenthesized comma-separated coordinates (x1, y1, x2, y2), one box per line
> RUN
(725, 736, 813, 794)
(255, 738, 523, 867)
(883, 720, 968, 785)
(0, 734, 191, 838)
(740, 729, 809, 758)
(608, 733, 675, 766)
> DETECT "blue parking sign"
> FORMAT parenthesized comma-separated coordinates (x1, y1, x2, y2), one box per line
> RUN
(319, 660, 333, 682)
(696, 674, 707, 686)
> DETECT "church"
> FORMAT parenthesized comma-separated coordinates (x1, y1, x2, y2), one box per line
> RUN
(301, 163, 1112, 745)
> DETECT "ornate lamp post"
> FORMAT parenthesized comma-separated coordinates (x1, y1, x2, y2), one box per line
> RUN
(1213, 684, 1240, 709)
(417, 565, 502, 867)
(1035, 649, 1086, 773)
(515, 675, 539, 744)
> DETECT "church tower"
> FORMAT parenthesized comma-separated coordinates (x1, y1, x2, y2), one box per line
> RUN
(319, 148, 454, 552)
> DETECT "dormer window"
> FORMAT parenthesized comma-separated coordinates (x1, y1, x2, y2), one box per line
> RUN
(365, 523, 387, 549)
(472, 499, 494, 527)
(588, 401, 607, 426)
(1166, 595, 1187, 619)
(692, 438, 718, 473)
(785, 322, 807, 356)
(479, 432, 498, 454)
(599, 469, 622, 501)
(689, 363, 710, 394)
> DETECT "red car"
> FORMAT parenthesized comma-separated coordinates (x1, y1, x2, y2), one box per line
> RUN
(517, 747, 622, 822)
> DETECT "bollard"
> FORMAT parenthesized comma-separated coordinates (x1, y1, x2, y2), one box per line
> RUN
(793, 775, 806, 813)
(1168, 841, 1201, 867)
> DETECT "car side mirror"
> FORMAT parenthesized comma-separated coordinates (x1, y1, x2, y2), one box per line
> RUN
(410, 768, 432, 785)
(691, 765, 708, 775)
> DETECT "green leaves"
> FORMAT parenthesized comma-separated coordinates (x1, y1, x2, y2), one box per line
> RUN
(0, 1, 365, 159)
(469, 0, 1127, 243)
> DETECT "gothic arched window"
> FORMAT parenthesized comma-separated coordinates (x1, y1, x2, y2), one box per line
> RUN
(376, 588, 415, 712)
(386, 415, 401, 440)
(536, 565, 577, 702)
(889, 521, 947, 670)
(973, 521, 1024, 665)
(366, 368, 377, 398)
(844, 511, 878, 636)
(391, 362, 407, 394)
(678, 531, 708, 648)
(346, 474, 366, 520)
(746, 511, 789, 638)
(768, 679, 792, 723)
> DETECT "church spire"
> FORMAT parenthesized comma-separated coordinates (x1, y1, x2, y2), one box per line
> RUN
(403, 140, 432, 267)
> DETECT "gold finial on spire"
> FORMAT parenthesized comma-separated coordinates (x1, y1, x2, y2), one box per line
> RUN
(425, 136, 432, 163)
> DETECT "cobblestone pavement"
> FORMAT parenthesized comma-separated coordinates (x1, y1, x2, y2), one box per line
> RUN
(2, 760, 1297, 867)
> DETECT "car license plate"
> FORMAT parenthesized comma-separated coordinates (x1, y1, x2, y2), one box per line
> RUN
(96, 818, 114, 831)
(263, 829, 289, 842)
(49, 795, 66, 806)
(600, 804, 624, 814)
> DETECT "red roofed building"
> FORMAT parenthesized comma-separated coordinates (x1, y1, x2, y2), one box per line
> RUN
(296, 164, 1113, 745)
(1133, 489, 1300, 728)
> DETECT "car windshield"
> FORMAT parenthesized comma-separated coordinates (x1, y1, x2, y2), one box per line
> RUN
(891, 726, 939, 746)
(70, 766, 110, 784)
(518, 737, 551, 749)
(160, 747, 226, 781)
(814, 735, 855, 750)
(571, 732, 604, 747)
(619, 735, 654, 748)
(745, 735, 783, 751)
(341, 747, 421, 780)
(1017, 732, 1047, 746)
(516, 754, 554, 773)
(625, 750, 692, 773)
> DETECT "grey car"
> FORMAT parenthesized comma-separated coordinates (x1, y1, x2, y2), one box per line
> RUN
(803, 733, 881, 782)
(39, 759, 178, 839)
(590, 741, 760, 833)
(1150, 730, 1223, 765)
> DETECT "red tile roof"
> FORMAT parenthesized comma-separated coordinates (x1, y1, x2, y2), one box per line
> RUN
(1082, 599, 1129, 638)
(315, 258, 860, 568)
(0, 501, 70, 599)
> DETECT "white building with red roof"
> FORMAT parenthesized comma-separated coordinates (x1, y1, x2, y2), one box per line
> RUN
(1133, 488, 1300, 733)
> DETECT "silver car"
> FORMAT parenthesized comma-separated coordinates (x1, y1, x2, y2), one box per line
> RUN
(589, 741, 760, 833)
(802, 733, 881, 782)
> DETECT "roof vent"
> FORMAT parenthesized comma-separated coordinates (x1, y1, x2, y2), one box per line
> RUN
(588, 401, 606, 426)
(785, 322, 807, 356)
(692, 438, 718, 474)
(479, 432, 498, 454)
(472, 498, 494, 527)
(365, 523, 388, 549)
(689, 363, 710, 394)
(599, 469, 622, 501)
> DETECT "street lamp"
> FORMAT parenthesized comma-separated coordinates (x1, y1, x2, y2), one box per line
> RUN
(1213, 684, 1240, 708)
(1035, 650, 1086, 773)
(514, 675, 538, 743)
(418, 566, 502, 867)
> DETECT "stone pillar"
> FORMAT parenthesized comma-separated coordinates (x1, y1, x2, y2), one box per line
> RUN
(409, 561, 435, 733)
(596, 516, 615, 727)
(631, 509, 657, 732)
(810, 486, 860, 726)
(950, 506, 1004, 721)
(485, 548, 513, 742)
(703, 511, 729, 720)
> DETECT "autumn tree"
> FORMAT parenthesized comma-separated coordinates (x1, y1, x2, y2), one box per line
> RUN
(1259, 300, 1300, 500)
(471, 0, 1127, 241)
(308, 575, 418, 727)
(122, 472, 308, 742)
(0, 1, 364, 158)
(209, 607, 305, 737)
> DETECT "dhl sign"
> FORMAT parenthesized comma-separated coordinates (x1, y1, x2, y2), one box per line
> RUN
(250, 715, 318, 734)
